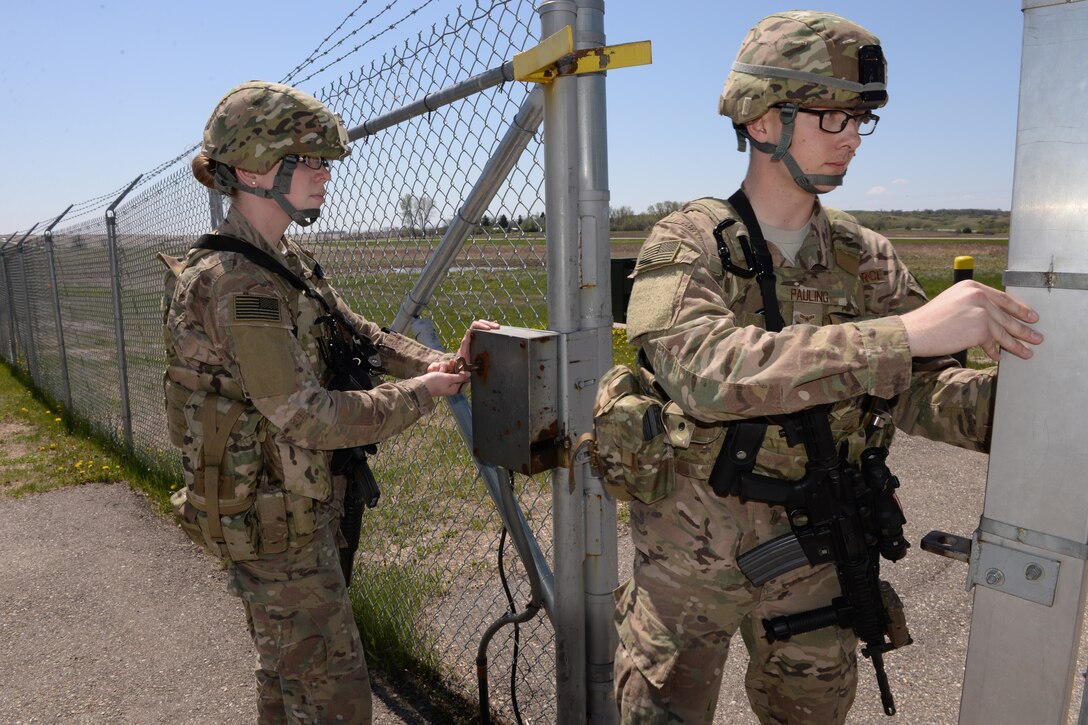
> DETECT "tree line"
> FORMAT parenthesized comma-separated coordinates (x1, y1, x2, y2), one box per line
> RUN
(398, 193, 1010, 237)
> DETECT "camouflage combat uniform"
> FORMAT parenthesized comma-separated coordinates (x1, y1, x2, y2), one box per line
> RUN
(161, 205, 447, 724)
(614, 198, 996, 724)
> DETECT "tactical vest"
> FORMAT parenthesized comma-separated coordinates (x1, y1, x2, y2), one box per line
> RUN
(160, 243, 323, 562)
(677, 197, 893, 481)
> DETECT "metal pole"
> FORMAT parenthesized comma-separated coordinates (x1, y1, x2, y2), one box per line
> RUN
(0, 234, 18, 364)
(105, 175, 142, 449)
(43, 205, 74, 414)
(411, 318, 556, 616)
(958, 2, 1088, 723)
(0, 252, 14, 364)
(346, 62, 517, 142)
(15, 224, 40, 384)
(539, 1, 587, 722)
(391, 87, 545, 329)
(575, 1, 618, 722)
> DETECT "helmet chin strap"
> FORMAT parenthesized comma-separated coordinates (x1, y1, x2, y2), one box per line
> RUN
(733, 104, 845, 194)
(213, 156, 321, 227)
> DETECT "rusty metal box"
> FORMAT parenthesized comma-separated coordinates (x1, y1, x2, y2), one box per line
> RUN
(469, 326, 559, 475)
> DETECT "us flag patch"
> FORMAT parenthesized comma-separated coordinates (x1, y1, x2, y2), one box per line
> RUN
(233, 294, 281, 322)
(635, 239, 681, 272)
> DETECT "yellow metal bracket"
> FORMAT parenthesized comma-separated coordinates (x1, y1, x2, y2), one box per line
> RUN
(513, 25, 652, 84)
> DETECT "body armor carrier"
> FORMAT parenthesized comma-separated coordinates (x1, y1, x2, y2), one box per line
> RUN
(691, 189, 911, 716)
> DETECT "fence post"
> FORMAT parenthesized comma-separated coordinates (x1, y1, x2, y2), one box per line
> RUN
(105, 175, 142, 449)
(0, 244, 15, 363)
(43, 205, 74, 414)
(15, 224, 40, 383)
(539, 1, 588, 721)
(575, 0, 619, 722)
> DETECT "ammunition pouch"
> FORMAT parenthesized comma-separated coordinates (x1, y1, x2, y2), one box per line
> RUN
(170, 390, 318, 562)
(591, 363, 702, 504)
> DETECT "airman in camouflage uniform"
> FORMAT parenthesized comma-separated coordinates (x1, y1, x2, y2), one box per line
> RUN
(162, 80, 495, 724)
(613, 12, 1043, 724)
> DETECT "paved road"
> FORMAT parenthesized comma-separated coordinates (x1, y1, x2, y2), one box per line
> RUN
(1, 434, 1084, 724)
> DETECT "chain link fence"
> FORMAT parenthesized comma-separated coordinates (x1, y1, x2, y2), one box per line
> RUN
(0, 2, 611, 721)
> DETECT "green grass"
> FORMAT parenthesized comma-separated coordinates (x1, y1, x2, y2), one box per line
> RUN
(350, 562, 445, 674)
(0, 360, 173, 501)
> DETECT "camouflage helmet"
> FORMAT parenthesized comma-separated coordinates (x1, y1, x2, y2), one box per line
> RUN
(202, 80, 350, 173)
(719, 11, 888, 125)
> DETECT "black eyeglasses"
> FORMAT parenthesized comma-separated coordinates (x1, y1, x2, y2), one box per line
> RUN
(284, 154, 332, 170)
(781, 107, 880, 136)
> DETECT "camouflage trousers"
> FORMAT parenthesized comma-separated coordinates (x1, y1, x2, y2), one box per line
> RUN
(615, 475, 858, 725)
(230, 517, 371, 724)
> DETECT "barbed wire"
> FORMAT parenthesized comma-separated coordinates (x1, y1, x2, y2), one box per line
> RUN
(280, 0, 374, 84)
(285, 0, 445, 87)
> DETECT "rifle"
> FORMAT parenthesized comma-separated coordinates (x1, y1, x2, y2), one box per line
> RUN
(735, 409, 911, 716)
(709, 189, 912, 715)
(315, 312, 384, 588)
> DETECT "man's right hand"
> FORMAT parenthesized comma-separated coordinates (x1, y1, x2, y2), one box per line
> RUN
(900, 280, 1043, 361)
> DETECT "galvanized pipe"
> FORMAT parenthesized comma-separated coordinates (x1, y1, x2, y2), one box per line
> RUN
(347, 62, 517, 142)
(538, 1, 588, 722)
(410, 317, 556, 617)
(15, 229, 39, 386)
(105, 175, 142, 449)
(43, 205, 74, 413)
(0, 253, 13, 363)
(575, 3, 619, 722)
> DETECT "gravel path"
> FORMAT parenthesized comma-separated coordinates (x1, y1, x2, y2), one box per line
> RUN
(0, 484, 454, 725)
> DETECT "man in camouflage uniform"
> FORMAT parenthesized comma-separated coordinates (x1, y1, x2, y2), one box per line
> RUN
(613, 11, 1043, 724)
(162, 81, 494, 724)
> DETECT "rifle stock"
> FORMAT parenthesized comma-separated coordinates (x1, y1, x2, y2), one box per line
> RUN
(747, 409, 909, 717)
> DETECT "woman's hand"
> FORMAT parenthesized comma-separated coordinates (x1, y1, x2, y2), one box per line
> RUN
(418, 370, 471, 398)
(457, 320, 500, 363)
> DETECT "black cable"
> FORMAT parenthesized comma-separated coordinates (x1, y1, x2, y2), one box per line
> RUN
(496, 471, 525, 725)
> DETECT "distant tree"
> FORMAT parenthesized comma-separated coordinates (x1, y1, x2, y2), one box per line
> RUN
(398, 193, 435, 237)
(481, 214, 493, 227)
(498, 214, 510, 230)
(960, 226, 973, 234)
(646, 201, 683, 219)
(415, 195, 434, 234)
(399, 194, 415, 234)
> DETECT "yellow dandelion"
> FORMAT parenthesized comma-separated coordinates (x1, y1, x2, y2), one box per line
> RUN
(75, 460, 84, 468)
(20, 407, 27, 413)
(102, 465, 110, 471)
(54, 417, 62, 423)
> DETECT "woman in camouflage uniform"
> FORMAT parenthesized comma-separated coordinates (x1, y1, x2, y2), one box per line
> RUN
(613, 12, 1043, 725)
(162, 80, 495, 724)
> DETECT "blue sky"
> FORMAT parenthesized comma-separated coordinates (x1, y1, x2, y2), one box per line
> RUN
(0, 0, 1025, 234)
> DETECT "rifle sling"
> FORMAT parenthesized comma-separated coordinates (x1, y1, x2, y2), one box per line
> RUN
(709, 189, 842, 505)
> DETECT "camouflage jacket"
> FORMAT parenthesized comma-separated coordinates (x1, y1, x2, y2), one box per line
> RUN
(160, 206, 448, 508)
(626, 197, 996, 481)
